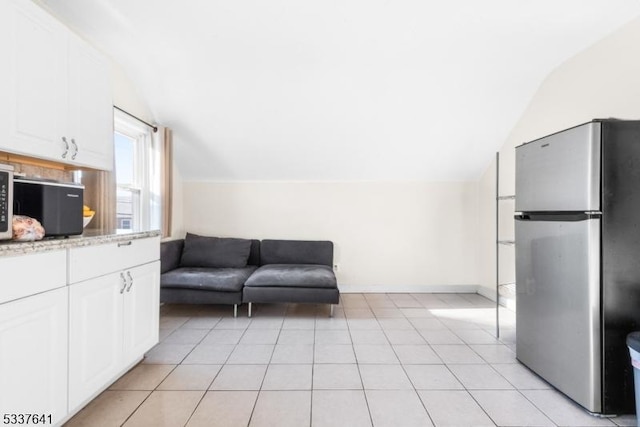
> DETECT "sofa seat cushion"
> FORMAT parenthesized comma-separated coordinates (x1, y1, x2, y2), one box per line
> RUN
(161, 266, 257, 293)
(244, 264, 337, 289)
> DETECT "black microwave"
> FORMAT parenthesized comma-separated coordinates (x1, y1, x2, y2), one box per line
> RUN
(13, 178, 84, 237)
(0, 164, 13, 240)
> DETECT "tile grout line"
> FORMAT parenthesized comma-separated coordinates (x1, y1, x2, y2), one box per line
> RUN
(345, 298, 376, 427)
(179, 313, 232, 426)
(418, 294, 500, 427)
(388, 293, 445, 427)
(162, 311, 226, 426)
(218, 306, 258, 427)
(175, 309, 245, 425)
(515, 388, 568, 427)
(118, 309, 214, 426)
(117, 390, 154, 427)
(245, 304, 287, 427)
(74, 294, 613, 427)
(310, 304, 320, 427)
(389, 293, 511, 427)
(424, 295, 536, 427)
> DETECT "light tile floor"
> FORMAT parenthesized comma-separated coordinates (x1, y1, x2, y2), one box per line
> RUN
(64, 293, 638, 427)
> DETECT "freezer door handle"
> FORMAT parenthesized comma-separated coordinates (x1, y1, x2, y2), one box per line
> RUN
(515, 213, 602, 221)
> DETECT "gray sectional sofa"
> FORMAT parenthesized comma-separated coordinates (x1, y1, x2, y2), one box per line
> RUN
(160, 234, 339, 317)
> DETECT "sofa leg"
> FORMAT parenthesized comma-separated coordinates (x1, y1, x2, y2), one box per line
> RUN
(329, 304, 334, 318)
(248, 302, 252, 318)
(233, 304, 238, 318)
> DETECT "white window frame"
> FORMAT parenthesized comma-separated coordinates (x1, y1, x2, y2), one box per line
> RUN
(114, 110, 154, 232)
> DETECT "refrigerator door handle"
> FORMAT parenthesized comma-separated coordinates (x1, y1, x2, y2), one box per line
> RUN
(515, 213, 602, 221)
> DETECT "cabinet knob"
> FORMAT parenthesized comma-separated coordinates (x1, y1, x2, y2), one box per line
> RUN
(118, 241, 133, 247)
(61, 137, 69, 159)
(71, 138, 78, 160)
(126, 271, 134, 292)
(119, 272, 127, 294)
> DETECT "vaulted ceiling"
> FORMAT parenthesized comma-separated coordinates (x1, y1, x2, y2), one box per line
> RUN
(43, 0, 640, 181)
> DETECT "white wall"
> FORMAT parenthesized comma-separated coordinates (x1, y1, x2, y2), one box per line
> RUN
(477, 156, 497, 300)
(477, 16, 640, 297)
(182, 181, 479, 292)
(171, 164, 185, 239)
(110, 61, 153, 124)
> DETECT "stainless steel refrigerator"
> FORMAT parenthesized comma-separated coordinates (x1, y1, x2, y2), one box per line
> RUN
(515, 119, 640, 414)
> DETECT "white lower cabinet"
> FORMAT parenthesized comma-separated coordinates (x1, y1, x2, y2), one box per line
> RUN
(123, 262, 160, 367)
(68, 260, 160, 411)
(0, 250, 67, 306)
(0, 287, 68, 426)
(0, 236, 160, 425)
(68, 273, 124, 410)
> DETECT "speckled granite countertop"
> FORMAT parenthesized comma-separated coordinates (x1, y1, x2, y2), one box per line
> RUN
(0, 230, 161, 257)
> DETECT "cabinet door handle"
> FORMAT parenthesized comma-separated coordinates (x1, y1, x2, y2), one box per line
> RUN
(118, 241, 133, 247)
(61, 137, 69, 159)
(71, 138, 78, 160)
(126, 271, 134, 292)
(119, 272, 127, 294)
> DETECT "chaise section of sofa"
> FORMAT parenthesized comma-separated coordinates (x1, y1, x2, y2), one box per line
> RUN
(242, 239, 340, 316)
(160, 235, 260, 317)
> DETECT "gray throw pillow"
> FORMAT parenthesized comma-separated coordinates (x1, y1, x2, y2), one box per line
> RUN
(180, 233, 252, 268)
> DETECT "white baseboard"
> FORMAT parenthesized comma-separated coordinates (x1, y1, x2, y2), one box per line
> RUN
(477, 286, 497, 302)
(476, 286, 516, 310)
(339, 284, 481, 294)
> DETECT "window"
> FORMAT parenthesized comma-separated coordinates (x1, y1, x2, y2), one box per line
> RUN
(114, 109, 160, 232)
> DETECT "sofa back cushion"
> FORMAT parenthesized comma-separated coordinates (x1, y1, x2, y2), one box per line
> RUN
(180, 233, 252, 268)
(260, 239, 333, 266)
(247, 239, 261, 266)
(161, 239, 184, 274)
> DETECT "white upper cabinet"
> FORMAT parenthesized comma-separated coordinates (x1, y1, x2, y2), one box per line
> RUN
(0, 0, 67, 160)
(0, 0, 113, 171)
(67, 34, 114, 170)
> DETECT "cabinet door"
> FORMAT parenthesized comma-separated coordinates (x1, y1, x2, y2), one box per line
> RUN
(67, 34, 114, 171)
(0, 287, 68, 426)
(0, 0, 67, 161)
(123, 261, 160, 366)
(68, 273, 124, 411)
